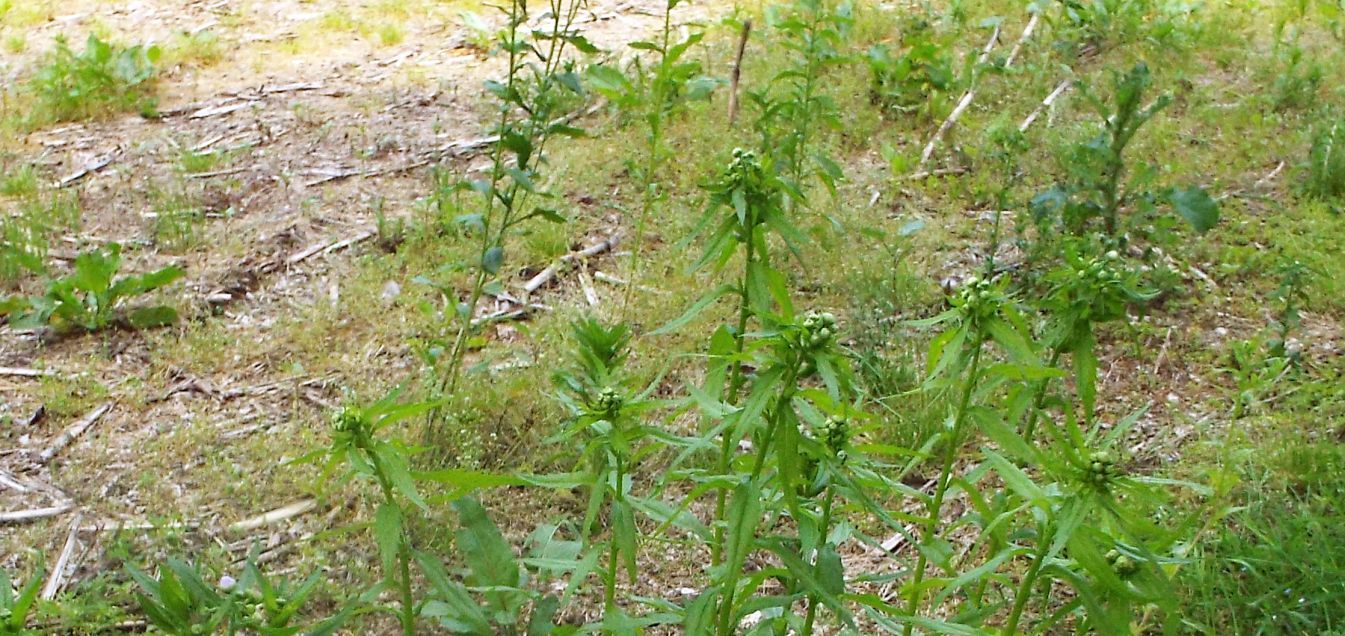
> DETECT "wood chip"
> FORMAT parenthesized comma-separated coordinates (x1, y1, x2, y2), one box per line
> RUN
(0, 367, 54, 378)
(228, 499, 317, 533)
(37, 402, 113, 466)
(189, 102, 249, 119)
(0, 501, 74, 524)
(57, 154, 116, 187)
(42, 513, 84, 600)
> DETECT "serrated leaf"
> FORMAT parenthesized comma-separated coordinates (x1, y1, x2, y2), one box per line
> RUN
(453, 497, 521, 589)
(373, 502, 404, 577)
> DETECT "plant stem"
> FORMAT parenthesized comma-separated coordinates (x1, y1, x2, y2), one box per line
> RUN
(902, 345, 984, 636)
(605, 454, 625, 611)
(369, 452, 416, 636)
(622, 3, 673, 317)
(715, 361, 800, 636)
(801, 486, 837, 635)
(1021, 347, 1064, 441)
(711, 230, 758, 567)
(1003, 521, 1053, 636)
(397, 548, 415, 636)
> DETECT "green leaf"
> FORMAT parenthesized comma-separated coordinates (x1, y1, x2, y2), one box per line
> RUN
(1073, 331, 1098, 423)
(9, 562, 44, 629)
(982, 449, 1045, 502)
(722, 482, 763, 583)
(414, 549, 492, 635)
(481, 246, 505, 275)
(611, 499, 639, 582)
(373, 502, 404, 577)
(817, 544, 845, 596)
(1167, 186, 1219, 233)
(453, 497, 522, 589)
(651, 284, 734, 335)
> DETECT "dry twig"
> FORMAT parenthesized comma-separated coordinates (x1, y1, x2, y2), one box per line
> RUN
(37, 402, 113, 466)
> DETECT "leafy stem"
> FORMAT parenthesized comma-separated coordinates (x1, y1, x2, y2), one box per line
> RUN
(903, 344, 984, 635)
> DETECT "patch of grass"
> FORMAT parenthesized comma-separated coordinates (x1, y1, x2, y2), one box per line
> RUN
(1181, 411, 1345, 635)
(0, 163, 38, 198)
(1, 189, 80, 283)
(0, 0, 52, 29)
(28, 34, 161, 125)
(377, 23, 404, 46)
(1303, 115, 1345, 204)
(176, 148, 227, 175)
(3, 33, 23, 54)
(36, 373, 109, 418)
(151, 194, 205, 252)
(161, 29, 225, 68)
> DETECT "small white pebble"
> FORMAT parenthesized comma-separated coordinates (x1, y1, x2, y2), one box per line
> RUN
(1166, 393, 1180, 404)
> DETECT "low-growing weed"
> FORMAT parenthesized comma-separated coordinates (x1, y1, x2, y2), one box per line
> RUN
(126, 556, 343, 635)
(1303, 114, 1345, 203)
(867, 20, 955, 120)
(0, 562, 44, 635)
(1, 243, 183, 332)
(28, 34, 161, 124)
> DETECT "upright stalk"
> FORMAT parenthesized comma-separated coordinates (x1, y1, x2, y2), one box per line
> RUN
(370, 454, 416, 636)
(711, 231, 758, 567)
(903, 346, 984, 636)
(801, 487, 837, 634)
(715, 360, 801, 636)
(604, 455, 625, 611)
(431, 0, 583, 428)
(1003, 520, 1053, 635)
(622, 4, 675, 316)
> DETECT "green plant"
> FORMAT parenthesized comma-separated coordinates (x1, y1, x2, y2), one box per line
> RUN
(418, 498, 593, 635)
(423, 0, 590, 415)
(152, 195, 204, 252)
(1267, 34, 1323, 111)
(752, 0, 852, 197)
(867, 21, 956, 119)
(308, 388, 438, 636)
(0, 563, 43, 636)
(584, 0, 717, 313)
(126, 557, 340, 636)
(1, 243, 183, 332)
(0, 164, 37, 198)
(1, 190, 80, 284)
(1029, 63, 1218, 252)
(28, 34, 160, 123)
(0, 214, 45, 283)
(1303, 114, 1345, 203)
(1181, 438, 1345, 635)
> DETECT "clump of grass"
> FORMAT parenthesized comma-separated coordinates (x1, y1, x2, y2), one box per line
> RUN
(162, 29, 224, 67)
(1303, 115, 1345, 203)
(1182, 435, 1345, 635)
(1, 189, 80, 283)
(377, 23, 404, 46)
(0, 163, 38, 198)
(28, 34, 161, 124)
(177, 148, 226, 174)
(152, 194, 205, 252)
